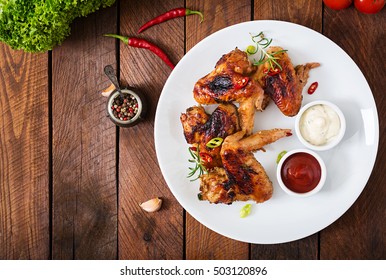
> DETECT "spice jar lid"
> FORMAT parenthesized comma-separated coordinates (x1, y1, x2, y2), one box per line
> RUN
(106, 88, 147, 127)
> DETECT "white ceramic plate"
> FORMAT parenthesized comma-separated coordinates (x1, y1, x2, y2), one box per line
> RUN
(154, 20, 379, 244)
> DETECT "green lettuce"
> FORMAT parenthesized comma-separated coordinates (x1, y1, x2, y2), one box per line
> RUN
(0, 0, 116, 52)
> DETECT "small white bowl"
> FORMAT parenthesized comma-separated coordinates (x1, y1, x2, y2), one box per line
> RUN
(276, 149, 327, 197)
(295, 100, 346, 151)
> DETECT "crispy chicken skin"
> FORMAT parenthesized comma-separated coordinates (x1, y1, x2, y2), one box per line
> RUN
(199, 129, 292, 204)
(180, 106, 209, 144)
(255, 46, 320, 117)
(295, 62, 321, 89)
(199, 167, 232, 203)
(193, 48, 266, 135)
(180, 103, 240, 169)
(193, 48, 257, 104)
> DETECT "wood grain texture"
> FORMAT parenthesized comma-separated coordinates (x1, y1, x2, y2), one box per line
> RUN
(186, 0, 252, 50)
(118, 0, 184, 259)
(185, 0, 251, 260)
(254, 0, 322, 32)
(0, 46, 49, 259)
(51, 6, 118, 259)
(320, 7, 386, 260)
(186, 215, 249, 260)
(250, 0, 322, 259)
(0, 0, 384, 261)
(251, 238, 318, 260)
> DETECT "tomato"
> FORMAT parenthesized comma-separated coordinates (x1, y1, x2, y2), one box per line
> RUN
(323, 0, 353, 10)
(354, 0, 385, 14)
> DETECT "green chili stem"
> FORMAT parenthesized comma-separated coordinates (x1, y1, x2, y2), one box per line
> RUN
(186, 9, 204, 22)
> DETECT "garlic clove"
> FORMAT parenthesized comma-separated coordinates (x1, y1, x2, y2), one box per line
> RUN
(139, 197, 162, 212)
(101, 83, 116, 97)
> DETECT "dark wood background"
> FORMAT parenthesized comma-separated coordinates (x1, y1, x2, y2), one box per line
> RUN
(0, 0, 384, 260)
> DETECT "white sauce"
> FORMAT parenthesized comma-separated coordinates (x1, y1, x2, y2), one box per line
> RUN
(299, 104, 341, 146)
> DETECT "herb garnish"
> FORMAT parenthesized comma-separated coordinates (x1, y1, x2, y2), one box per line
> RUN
(187, 146, 207, 181)
(246, 32, 287, 72)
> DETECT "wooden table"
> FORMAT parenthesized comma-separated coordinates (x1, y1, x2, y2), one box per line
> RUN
(0, 0, 384, 260)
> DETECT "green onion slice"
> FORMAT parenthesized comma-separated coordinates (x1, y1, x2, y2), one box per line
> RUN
(246, 45, 257, 55)
(206, 137, 224, 148)
(276, 150, 287, 164)
(240, 204, 252, 218)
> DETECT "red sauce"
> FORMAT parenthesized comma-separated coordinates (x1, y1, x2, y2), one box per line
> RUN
(280, 152, 321, 193)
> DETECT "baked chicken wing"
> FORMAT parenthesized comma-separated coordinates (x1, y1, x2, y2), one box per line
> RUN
(180, 103, 240, 170)
(193, 48, 267, 135)
(199, 129, 292, 204)
(255, 46, 320, 117)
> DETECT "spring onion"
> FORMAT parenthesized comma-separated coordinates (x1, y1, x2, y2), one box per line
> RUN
(240, 204, 252, 218)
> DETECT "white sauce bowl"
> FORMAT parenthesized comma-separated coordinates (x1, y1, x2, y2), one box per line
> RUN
(295, 100, 346, 151)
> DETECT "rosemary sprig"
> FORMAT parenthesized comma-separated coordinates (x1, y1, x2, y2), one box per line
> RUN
(187, 146, 207, 181)
(246, 32, 287, 72)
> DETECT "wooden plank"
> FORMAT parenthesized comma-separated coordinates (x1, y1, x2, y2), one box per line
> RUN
(320, 7, 386, 259)
(118, 0, 184, 259)
(185, 0, 251, 260)
(186, 215, 250, 260)
(250, 0, 322, 259)
(254, 0, 322, 31)
(251, 239, 318, 260)
(0, 46, 49, 259)
(51, 6, 118, 259)
(186, 0, 252, 50)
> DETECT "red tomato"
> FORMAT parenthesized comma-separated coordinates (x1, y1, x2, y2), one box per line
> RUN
(323, 0, 353, 10)
(354, 0, 385, 14)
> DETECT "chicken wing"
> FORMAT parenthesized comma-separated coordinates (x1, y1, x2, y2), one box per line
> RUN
(193, 48, 266, 135)
(180, 103, 240, 170)
(295, 62, 321, 89)
(255, 46, 320, 117)
(199, 129, 292, 204)
(180, 106, 209, 144)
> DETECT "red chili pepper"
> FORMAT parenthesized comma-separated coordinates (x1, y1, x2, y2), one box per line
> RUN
(234, 77, 249, 89)
(138, 8, 204, 34)
(307, 82, 318, 94)
(199, 152, 213, 163)
(189, 146, 197, 152)
(104, 34, 175, 69)
(263, 68, 281, 76)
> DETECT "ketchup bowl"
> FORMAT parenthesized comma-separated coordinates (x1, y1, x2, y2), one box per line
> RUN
(276, 149, 327, 197)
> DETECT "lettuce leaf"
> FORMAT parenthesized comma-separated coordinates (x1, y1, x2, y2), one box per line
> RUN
(0, 0, 116, 52)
